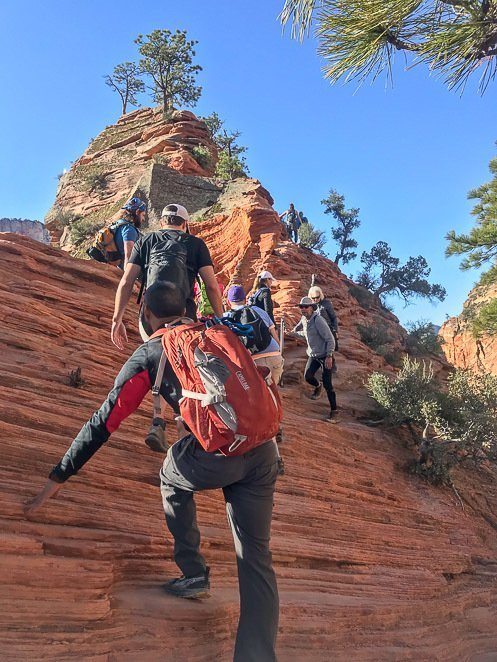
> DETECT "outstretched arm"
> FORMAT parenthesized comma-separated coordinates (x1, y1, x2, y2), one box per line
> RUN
(24, 344, 151, 515)
(112, 263, 141, 350)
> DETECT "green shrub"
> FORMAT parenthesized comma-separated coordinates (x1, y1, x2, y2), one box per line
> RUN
(357, 321, 392, 351)
(85, 171, 107, 192)
(191, 145, 212, 170)
(349, 284, 375, 310)
(367, 357, 497, 485)
(298, 222, 327, 254)
(405, 320, 444, 355)
(51, 208, 81, 229)
(215, 151, 247, 179)
(69, 217, 101, 246)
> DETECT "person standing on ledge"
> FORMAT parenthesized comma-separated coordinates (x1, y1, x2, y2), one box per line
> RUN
(293, 296, 338, 423)
(111, 203, 223, 349)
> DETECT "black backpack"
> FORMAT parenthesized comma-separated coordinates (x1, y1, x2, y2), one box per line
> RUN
(228, 306, 272, 354)
(138, 231, 191, 305)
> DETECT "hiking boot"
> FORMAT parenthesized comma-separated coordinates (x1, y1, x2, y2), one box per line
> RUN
(325, 412, 338, 424)
(310, 383, 323, 400)
(163, 567, 210, 600)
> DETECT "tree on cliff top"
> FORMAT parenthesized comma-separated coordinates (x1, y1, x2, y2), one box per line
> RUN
(280, 0, 497, 93)
(321, 189, 360, 266)
(104, 62, 145, 116)
(446, 149, 497, 287)
(357, 241, 446, 304)
(136, 29, 202, 117)
(202, 112, 249, 179)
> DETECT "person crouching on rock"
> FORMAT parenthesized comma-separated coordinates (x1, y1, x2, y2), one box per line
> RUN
(292, 296, 338, 423)
(25, 281, 280, 662)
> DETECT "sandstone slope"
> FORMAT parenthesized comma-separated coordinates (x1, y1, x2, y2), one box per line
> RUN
(1, 233, 497, 661)
(440, 283, 497, 375)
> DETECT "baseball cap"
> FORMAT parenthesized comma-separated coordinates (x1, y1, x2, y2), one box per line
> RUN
(259, 270, 277, 282)
(122, 197, 147, 213)
(227, 285, 246, 302)
(161, 203, 190, 223)
(298, 296, 315, 308)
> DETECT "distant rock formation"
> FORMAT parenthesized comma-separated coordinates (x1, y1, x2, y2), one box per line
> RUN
(440, 283, 497, 375)
(0, 217, 49, 244)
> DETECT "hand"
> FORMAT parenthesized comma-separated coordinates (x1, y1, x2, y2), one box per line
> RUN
(111, 319, 128, 350)
(325, 356, 333, 370)
(24, 479, 63, 517)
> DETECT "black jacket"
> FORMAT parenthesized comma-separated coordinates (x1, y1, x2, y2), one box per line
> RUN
(49, 338, 181, 483)
(249, 287, 275, 324)
(317, 298, 338, 332)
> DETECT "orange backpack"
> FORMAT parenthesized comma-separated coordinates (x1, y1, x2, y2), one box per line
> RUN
(151, 321, 282, 456)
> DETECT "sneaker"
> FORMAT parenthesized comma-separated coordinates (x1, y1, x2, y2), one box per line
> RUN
(163, 567, 210, 599)
(310, 383, 323, 400)
(325, 412, 338, 424)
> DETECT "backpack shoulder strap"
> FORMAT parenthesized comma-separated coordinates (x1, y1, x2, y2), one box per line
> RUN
(151, 349, 168, 420)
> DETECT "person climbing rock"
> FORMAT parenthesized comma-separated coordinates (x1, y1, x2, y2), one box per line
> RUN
(298, 211, 308, 225)
(224, 284, 284, 385)
(279, 203, 299, 242)
(111, 203, 223, 348)
(308, 285, 339, 351)
(87, 197, 146, 269)
(293, 296, 338, 423)
(25, 281, 280, 662)
(248, 271, 277, 324)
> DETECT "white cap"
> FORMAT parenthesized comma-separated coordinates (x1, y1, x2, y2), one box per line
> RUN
(161, 203, 190, 223)
(259, 270, 277, 283)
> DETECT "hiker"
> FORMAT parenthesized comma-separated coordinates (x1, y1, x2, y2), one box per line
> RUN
(248, 271, 277, 324)
(308, 286, 339, 350)
(224, 284, 283, 385)
(86, 197, 146, 269)
(293, 296, 338, 423)
(25, 280, 281, 662)
(111, 203, 223, 349)
(298, 211, 308, 225)
(279, 203, 299, 242)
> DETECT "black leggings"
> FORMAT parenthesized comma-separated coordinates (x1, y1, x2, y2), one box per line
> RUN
(304, 357, 337, 412)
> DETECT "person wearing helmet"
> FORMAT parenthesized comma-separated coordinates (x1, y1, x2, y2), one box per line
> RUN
(114, 197, 146, 268)
(111, 203, 223, 349)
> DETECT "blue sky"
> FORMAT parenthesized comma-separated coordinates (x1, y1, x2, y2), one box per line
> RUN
(1, 0, 496, 326)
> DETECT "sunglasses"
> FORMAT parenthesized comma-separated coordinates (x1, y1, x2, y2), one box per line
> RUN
(311, 296, 321, 301)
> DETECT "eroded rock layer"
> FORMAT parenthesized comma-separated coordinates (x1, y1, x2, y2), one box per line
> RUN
(440, 283, 497, 375)
(1, 233, 497, 661)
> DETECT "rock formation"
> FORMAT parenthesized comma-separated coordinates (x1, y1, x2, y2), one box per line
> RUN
(1, 108, 496, 659)
(440, 283, 497, 375)
(1, 230, 497, 659)
(0, 217, 49, 243)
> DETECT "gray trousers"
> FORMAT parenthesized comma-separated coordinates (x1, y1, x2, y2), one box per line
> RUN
(160, 435, 279, 662)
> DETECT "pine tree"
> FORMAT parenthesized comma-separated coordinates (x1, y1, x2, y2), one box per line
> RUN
(321, 189, 360, 265)
(446, 150, 497, 285)
(280, 0, 497, 92)
(202, 112, 249, 179)
(357, 241, 446, 303)
(104, 62, 144, 116)
(136, 29, 202, 117)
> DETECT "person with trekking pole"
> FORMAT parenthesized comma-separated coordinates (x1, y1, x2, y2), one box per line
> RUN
(25, 280, 281, 662)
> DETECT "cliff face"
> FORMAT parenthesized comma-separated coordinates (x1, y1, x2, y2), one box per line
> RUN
(2, 109, 496, 659)
(1, 234, 497, 660)
(0, 217, 49, 243)
(440, 283, 497, 375)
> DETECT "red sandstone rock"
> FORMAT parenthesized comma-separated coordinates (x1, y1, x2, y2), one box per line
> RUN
(1, 232, 497, 660)
(440, 283, 497, 375)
